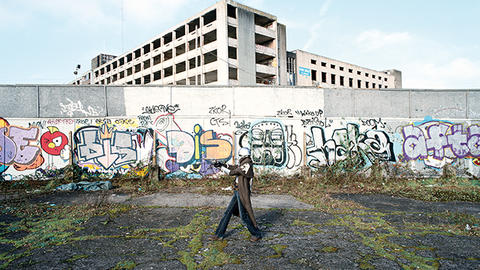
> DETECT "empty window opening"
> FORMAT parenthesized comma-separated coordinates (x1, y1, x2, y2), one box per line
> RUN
(126, 53, 133, 63)
(153, 54, 161, 65)
(321, 72, 327, 83)
(340, 76, 344, 86)
(228, 46, 237, 59)
(384, 78, 388, 81)
(175, 25, 185, 39)
(188, 18, 200, 33)
(384, 86, 388, 89)
(204, 70, 218, 84)
(135, 63, 141, 73)
(126, 81, 132, 85)
(106, 77, 111, 84)
(154, 71, 161, 81)
(348, 68, 353, 73)
(188, 38, 197, 51)
(176, 44, 186, 56)
(372, 74, 376, 79)
(119, 71, 125, 79)
(176, 79, 186, 85)
(163, 32, 173, 45)
(203, 30, 217, 45)
(106, 65, 111, 72)
(100, 68, 105, 75)
(176, 61, 186, 74)
(357, 80, 361, 88)
(188, 76, 196, 85)
(312, 70, 317, 81)
(365, 73, 369, 77)
(339, 66, 344, 71)
(349, 78, 353, 87)
(204, 50, 217, 65)
(330, 64, 335, 69)
(135, 78, 141, 85)
(144, 74, 151, 84)
(357, 71, 361, 75)
(331, 74, 336, 84)
(112, 74, 117, 82)
(254, 13, 274, 27)
(95, 71, 99, 77)
(227, 4, 236, 18)
(255, 52, 274, 66)
(119, 58, 124, 66)
(164, 49, 173, 61)
(164, 66, 173, 78)
(373, 83, 376, 88)
(112, 62, 117, 69)
(101, 79, 105, 84)
(203, 9, 216, 26)
(134, 49, 141, 59)
(188, 57, 197, 69)
(365, 81, 369, 88)
(143, 44, 150, 54)
(379, 84, 382, 88)
(153, 38, 161, 49)
(144, 59, 150, 69)
(228, 25, 237, 39)
(229, 67, 238, 80)
(255, 33, 275, 48)
(311, 59, 317, 65)
(321, 62, 326, 67)
(127, 67, 133, 76)
(379, 76, 382, 80)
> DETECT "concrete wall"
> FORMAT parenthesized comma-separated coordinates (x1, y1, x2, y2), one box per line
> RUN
(1, 85, 480, 180)
(237, 9, 256, 85)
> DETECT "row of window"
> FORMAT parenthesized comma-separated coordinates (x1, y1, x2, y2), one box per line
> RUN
(312, 70, 387, 89)
(95, 69, 224, 86)
(310, 59, 388, 82)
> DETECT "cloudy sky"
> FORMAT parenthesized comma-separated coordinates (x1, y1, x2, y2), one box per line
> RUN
(1, 0, 479, 88)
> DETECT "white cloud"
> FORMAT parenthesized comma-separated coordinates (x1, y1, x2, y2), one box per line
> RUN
(302, 0, 331, 51)
(404, 58, 480, 89)
(356, 29, 411, 51)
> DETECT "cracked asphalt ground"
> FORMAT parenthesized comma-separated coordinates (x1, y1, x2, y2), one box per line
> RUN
(1, 192, 479, 269)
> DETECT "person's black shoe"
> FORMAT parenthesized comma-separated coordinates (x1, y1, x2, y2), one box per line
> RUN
(250, 236, 261, 242)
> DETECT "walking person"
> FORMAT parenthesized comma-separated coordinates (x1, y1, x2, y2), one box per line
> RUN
(209, 147, 262, 242)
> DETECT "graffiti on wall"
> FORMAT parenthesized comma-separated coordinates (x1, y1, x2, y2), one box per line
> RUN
(238, 120, 302, 169)
(402, 120, 480, 168)
(74, 123, 153, 172)
(152, 113, 233, 177)
(306, 123, 395, 168)
(60, 98, 103, 117)
(0, 118, 44, 177)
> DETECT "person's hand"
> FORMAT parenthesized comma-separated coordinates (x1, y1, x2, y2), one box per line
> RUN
(213, 162, 225, 168)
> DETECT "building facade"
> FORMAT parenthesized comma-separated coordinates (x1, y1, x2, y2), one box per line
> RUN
(287, 50, 402, 89)
(89, 0, 287, 86)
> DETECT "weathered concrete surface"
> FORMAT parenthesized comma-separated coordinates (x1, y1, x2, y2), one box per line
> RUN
(1, 192, 479, 269)
(126, 192, 314, 209)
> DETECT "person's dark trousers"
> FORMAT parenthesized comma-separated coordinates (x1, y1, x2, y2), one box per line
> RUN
(214, 191, 262, 238)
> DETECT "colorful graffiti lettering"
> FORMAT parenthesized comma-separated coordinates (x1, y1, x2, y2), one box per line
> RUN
(0, 119, 44, 173)
(402, 121, 480, 167)
(162, 124, 232, 176)
(306, 123, 395, 168)
(74, 124, 152, 171)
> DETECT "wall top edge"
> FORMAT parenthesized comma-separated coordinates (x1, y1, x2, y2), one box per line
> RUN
(1, 84, 479, 92)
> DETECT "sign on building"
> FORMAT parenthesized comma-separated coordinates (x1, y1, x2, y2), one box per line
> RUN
(299, 67, 311, 77)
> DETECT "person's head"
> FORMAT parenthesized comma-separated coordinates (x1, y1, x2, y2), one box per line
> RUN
(238, 147, 250, 158)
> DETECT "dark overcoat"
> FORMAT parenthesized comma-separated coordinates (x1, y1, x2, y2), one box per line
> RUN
(226, 156, 257, 228)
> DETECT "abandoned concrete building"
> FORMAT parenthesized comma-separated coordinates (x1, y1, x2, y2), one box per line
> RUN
(72, 0, 401, 89)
